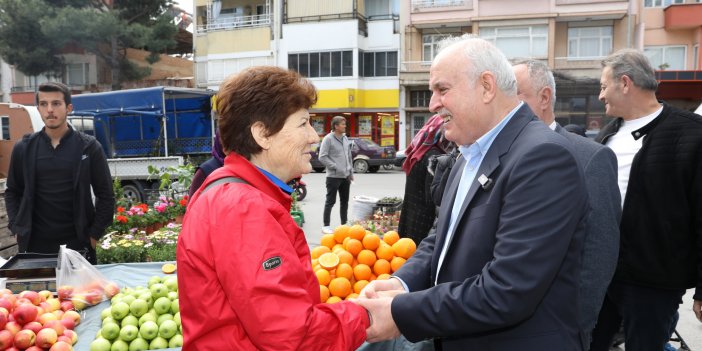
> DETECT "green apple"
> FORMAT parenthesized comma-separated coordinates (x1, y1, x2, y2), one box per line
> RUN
(101, 307, 112, 320)
(149, 284, 168, 299)
(128, 337, 149, 351)
(157, 313, 173, 326)
(167, 291, 178, 301)
(147, 276, 161, 287)
(163, 277, 178, 293)
(111, 339, 129, 351)
(111, 302, 130, 321)
(158, 320, 178, 339)
(173, 312, 181, 327)
(103, 317, 117, 326)
(168, 334, 183, 347)
(102, 322, 121, 341)
(171, 299, 179, 314)
(120, 295, 136, 306)
(129, 299, 149, 318)
(138, 313, 156, 327)
(138, 321, 159, 341)
(149, 336, 168, 349)
(153, 297, 171, 315)
(121, 315, 139, 328)
(137, 293, 153, 308)
(90, 337, 112, 351)
(119, 324, 139, 342)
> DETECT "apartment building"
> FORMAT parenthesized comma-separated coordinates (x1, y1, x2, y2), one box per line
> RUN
(400, 0, 636, 147)
(194, 0, 401, 148)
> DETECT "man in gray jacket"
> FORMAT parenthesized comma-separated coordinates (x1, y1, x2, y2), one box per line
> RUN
(512, 59, 621, 349)
(318, 116, 354, 234)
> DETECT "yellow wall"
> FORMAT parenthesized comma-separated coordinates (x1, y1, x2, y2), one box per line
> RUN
(196, 27, 271, 55)
(315, 89, 399, 109)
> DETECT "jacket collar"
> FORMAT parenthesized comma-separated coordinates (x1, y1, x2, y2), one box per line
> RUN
(597, 101, 668, 143)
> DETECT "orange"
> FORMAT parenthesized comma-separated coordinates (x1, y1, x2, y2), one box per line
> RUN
(357, 249, 377, 267)
(346, 293, 359, 300)
(320, 234, 336, 249)
(335, 263, 354, 281)
(326, 296, 342, 304)
(344, 239, 363, 257)
(333, 225, 351, 243)
(376, 273, 391, 280)
(353, 280, 369, 294)
(353, 264, 372, 281)
(376, 243, 394, 261)
(315, 269, 331, 286)
(336, 250, 354, 266)
(362, 233, 381, 251)
(383, 231, 400, 245)
(349, 225, 366, 241)
(328, 277, 352, 298)
(373, 259, 392, 276)
(311, 258, 318, 267)
(390, 256, 406, 272)
(310, 246, 331, 259)
(320, 285, 330, 303)
(343, 236, 351, 247)
(392, 238, 417, 259)
(318, 252, 339, 271)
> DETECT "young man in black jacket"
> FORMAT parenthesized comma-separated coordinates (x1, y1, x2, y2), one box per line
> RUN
(589, 49, 702, 351)
(5, 82, 115, 264)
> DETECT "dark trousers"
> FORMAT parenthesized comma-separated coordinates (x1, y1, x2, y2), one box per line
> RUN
(28, 236, 97, 264)
(323, 177, 351, 226)
(590, 281, 685, 351)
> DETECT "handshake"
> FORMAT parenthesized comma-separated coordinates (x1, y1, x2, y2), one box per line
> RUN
(352, 277, 406, 343)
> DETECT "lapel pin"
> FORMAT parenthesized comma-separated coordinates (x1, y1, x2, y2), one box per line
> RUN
(478, 174, 493, 190)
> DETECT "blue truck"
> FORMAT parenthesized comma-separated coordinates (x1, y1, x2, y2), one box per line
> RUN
(68, 86, 216, 203)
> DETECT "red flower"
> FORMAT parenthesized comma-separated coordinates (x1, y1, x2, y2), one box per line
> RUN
(179, 198, 188, 207)
(138, 203, 149, 212)
(117, 206, 125, 213)
(116, 215, 128, 224)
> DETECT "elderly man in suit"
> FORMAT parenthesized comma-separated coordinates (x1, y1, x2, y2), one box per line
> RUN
(512, 58, 621, 349)
(355, 35, 589, 350)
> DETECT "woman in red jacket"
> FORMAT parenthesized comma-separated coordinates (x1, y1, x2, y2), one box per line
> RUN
(176, 66, 370, 350)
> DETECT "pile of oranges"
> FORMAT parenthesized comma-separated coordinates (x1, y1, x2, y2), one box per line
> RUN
(310, 224, 417, 304)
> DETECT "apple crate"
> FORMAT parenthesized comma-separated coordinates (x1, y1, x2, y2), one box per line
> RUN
(0, 253, 58, 294)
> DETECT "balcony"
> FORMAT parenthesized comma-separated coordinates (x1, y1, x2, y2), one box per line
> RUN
(401, 61, 431, 73)
(400, 61, 431, 86)
(664, 3, 702, 30)
(197, 13, 271, 33)
(655, 70, 702, 100)
(411, 0, 471, 11)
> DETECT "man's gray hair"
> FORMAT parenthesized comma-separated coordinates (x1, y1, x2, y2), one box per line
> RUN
(331, 115, 346, 129)
(601, 49, 658, 91)
(511, 58, 557, 110)
(437, 34, 517, 96)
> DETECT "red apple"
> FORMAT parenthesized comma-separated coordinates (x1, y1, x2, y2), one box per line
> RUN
(12, 304, 38, 325)
(57, 286, 73, 301)
(5, 347, 19, 351)
(0, 330, 14, 349)
(48, 340, 72, 351)
(62, 330, 77, 345)
(37, 291, 53, 301)
(0, 307, 8, 330)
(25, 346, 43, 351)
(15, 298, 33, 307)
(38, 312, 57, 325)
(35, 328, 58, 348)
(5, 322, 21, 336)
(61, 311, 80, 326)
(59, 301, 74, 312)
(22, 321, 43, 334)
(52, 310, 64, 320)
(57, 335, 72, 345)
(104, 282, 120, 298)
(2, 295, 15, 307)
(59, 317, 75, 331)
(13, 329, 35, 349)
(43, 320, 65, 336)
(18, 291, 42, 306)
(69, 295, 86, 311)
(0, 298, 13, 312)
(83, 289, 103, 306)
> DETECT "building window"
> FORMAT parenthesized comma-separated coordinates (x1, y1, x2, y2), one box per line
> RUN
(0, 116, 9, 140)
(411, 114, 430, 138)
(66, 63, 88, 86)
(694, 45, 699, 69)
(644, 0, 683, 7)
(568, 26, 612, 59)
(359, 51, 398, 77)
(480, 25, 548, 59)
(423, 34, 454, 61)
(289, 51, 353, 78)
(409, 90, 431, 107)
(644, 45, 686, 70)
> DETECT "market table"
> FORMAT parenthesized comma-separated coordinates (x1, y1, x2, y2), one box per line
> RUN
(73, 262, 432, 351)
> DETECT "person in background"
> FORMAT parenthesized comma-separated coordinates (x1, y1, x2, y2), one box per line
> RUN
(177, 66, 369, 350)
(512, 58, 621, 349)
(564, 123, 587, 137)
(188, 130, 225, 197)
(356, 35, 588, 350)
(5, 82, 115, 264)
(397, 114, 449, 243)
(589, 48, 702, 351)
(319, 115, 354, 234)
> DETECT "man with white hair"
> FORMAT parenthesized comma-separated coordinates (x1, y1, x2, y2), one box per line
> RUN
(356, 35, 588, 350)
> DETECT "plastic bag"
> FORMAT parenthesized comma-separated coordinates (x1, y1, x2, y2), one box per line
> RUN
(55, 245, 120, 310)
(350, 195, 378, 223)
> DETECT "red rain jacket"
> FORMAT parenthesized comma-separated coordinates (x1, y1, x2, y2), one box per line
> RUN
(177, 153, 369, 350)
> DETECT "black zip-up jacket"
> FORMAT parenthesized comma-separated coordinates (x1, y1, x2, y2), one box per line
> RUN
(5, 128, 115, 252)
(596, 103, 702, 300)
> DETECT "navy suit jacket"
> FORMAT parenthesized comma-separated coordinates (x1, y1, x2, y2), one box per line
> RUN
(392, 105, 589, 350)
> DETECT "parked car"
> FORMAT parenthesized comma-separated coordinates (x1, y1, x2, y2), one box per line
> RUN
(311, 137, 396, 173)
(394, 149, 406, 167)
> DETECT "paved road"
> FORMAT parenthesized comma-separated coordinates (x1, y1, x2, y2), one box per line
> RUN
(297, 168, 702, 350)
